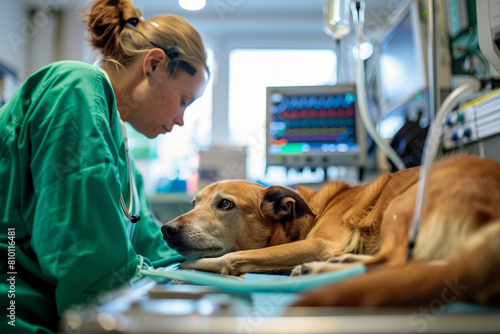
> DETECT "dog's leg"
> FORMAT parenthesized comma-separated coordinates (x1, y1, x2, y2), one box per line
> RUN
(291, 193, 417, 276)
(362, 193, 416, 267)
(325, 254, 374, 263)
(291, 254, 374, 276)
(291, 222, 500, 307)
(179, 238, 346, 275)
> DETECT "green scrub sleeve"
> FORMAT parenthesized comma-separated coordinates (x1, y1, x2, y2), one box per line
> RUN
(26, 65, 140, 315)
(130, 163, 185, 265)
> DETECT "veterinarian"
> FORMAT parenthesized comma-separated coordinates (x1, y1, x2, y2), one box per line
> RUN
(0, 0, 208, 332)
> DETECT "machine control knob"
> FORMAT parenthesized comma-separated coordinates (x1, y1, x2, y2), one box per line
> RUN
(446, 112, 458, 126)
(457, 112, 466, 123)
(452, 127, 464, 141)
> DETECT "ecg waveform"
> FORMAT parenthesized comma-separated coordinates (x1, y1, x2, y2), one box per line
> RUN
(269, 93, 356, 144)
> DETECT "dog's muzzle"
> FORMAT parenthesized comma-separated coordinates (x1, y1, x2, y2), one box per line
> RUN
(161, 221, 197, 256)
(161, 221, 182, 241)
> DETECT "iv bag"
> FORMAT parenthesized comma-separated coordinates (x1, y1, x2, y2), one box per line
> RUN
(323, 0, 351, 39)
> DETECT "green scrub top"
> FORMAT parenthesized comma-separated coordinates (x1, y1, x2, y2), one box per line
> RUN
(0, 61, 184, 334)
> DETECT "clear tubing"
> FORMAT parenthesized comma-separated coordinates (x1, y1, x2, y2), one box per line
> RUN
(353, 3, 407, 171)
(408, 80, 481, 255)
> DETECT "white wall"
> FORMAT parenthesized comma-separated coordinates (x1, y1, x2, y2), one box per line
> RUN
(24, 8, 88, 77)
(0, 1, 27, 79)
(60, 9, 89, 62)
(1, 1, 89, 81)
(24, 9, 57, 78)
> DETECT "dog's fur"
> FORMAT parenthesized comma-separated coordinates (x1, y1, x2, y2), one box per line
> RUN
(161, 155, 500, 306)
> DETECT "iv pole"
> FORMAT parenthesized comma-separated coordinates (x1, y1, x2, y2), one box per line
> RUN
(427, 0, 439, 123)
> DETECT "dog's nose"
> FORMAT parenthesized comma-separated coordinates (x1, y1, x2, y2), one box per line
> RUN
(162, 221, 182, 238)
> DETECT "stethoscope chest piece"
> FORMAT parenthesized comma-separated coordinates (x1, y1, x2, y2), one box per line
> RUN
(130, 214, 141, 224)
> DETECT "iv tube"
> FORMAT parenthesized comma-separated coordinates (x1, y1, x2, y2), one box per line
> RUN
(353, 2, 407, 171)
(407, 80, 481, 257)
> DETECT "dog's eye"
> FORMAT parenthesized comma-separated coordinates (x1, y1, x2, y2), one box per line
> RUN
(218, 199, 234, 210)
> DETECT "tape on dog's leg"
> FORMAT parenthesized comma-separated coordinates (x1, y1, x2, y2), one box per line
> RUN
(140, 264, 366, 293)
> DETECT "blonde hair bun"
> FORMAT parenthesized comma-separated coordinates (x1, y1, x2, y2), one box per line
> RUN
(83, 0, 208, 76)
(83, 0, 142, 59)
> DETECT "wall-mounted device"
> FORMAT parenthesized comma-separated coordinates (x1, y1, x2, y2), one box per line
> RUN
(441, 0, 500, 160)
(443, 90, 500, 149)
(377, 1, 428, 115)
(375, 0, 451, 132)
(477, 0, 500, 73)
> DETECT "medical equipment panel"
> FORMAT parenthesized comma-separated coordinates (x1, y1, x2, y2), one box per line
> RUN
(443, 89, 500, 149)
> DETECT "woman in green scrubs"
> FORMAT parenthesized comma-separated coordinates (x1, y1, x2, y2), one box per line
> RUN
(0, 0, 208, 333)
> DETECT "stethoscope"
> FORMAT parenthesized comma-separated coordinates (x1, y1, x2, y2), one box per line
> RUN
(119, 120, 142, 225)
(94, 61, 141, 228)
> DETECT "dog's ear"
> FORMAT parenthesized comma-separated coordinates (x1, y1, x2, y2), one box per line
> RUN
(295, 185, 317, 201)
(260, 186, 314, 222)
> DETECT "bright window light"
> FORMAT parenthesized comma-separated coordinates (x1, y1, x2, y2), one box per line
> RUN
(228, 49, 336, 182)
(380, 54, 406, 101)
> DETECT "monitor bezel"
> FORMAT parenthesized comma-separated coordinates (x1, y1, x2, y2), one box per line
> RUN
(265, 84, 366, 169)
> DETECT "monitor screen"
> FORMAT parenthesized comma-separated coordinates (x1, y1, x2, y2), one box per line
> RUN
(266, 85, 365, 169)
(378, 1, 427, 114)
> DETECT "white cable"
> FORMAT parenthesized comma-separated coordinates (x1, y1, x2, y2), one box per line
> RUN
(408, 80, 481, 255)
(353, 3, 407, 171)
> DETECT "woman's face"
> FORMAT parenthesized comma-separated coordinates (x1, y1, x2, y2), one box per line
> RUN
(127, 63, 207, 139)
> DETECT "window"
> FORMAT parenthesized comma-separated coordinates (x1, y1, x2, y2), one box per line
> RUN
(228, 49, 336, 182)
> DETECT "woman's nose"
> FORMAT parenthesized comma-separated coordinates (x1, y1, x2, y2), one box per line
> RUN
(174, 112, 184, 127)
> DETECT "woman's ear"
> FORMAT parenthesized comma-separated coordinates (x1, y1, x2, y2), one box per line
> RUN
(143, 48, 167, 78)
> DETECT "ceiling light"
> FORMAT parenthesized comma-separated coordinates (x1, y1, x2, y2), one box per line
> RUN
(178, 0, 206, 11)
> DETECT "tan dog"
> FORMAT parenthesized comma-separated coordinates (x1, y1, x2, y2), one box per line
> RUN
(161, 155, 500, 305)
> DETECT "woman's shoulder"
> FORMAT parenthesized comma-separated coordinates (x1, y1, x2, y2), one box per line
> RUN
(11, 60, 116, 121)
(32, 60, 104, 84)
(23, 60, 113, 107)
(42, 60, 98, 73)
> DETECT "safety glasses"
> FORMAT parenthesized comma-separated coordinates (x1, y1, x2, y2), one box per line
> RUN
(124, 22, 197, 76)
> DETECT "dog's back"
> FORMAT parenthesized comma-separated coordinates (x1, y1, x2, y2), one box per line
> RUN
(299, 155, 500, 261)
(298, 165, 421, 255)
(294, 155, 500, 306)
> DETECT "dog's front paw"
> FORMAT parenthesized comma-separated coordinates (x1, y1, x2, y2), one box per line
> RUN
(290, 263, 314, 276)
(179, 255, 240, 275)
(326, 254, 373, 264)
(179, 258, 225, 274)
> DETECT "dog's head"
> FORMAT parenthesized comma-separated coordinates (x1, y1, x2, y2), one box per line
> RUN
(161, 180, 315, 258)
